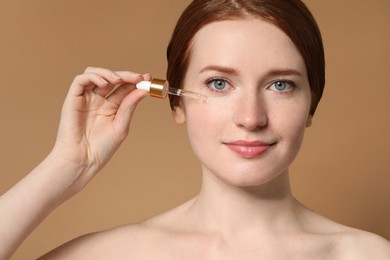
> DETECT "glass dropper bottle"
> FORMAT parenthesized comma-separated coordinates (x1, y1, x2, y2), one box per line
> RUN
(136, 78, 207, 101)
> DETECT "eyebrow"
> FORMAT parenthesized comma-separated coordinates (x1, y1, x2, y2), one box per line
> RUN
(199, 65, 239, 75)
(266, 69, 303, 77)
(199, 65, 303, 77)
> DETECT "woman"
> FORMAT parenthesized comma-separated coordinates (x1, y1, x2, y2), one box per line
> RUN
(1, 0, 389, 259)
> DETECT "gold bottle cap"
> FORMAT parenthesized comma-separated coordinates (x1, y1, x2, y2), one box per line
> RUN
(149, 78, 169, 99)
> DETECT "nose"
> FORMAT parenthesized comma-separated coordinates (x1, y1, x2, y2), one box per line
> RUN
(232, 91, 268, 131)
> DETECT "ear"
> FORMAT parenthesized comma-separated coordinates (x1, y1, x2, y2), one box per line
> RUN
(172, 105, 186, 124)
(306, 115, 312, 127)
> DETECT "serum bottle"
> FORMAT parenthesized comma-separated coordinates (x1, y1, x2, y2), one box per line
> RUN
(136, 78, 207, 101)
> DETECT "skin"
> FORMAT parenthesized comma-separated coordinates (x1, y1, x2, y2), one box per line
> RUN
(1, 19, 389, 259)
(0, 68, 150, 259)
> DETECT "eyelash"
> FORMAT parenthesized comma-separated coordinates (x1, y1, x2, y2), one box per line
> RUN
(203, 77, 296, 94)
(203, 77, 232, 93)
(267, 79, 296, 94)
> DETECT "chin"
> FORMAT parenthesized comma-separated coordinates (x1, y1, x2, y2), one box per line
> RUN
(215, 167, 289, 190)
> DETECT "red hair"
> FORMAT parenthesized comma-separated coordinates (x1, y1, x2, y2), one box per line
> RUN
(166, 0, 325, 115)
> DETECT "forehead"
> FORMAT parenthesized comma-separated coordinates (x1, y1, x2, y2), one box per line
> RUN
(188, 19, 307, 75)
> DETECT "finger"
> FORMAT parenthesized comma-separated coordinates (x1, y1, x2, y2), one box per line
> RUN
(91, 82, 116, 97)
(114, 71, 143, 84)
(68, 73, 111, 97)
(67, 68, 123, 98)
(107, 72, 155, 100)
(106, 70, 157, 107)
(84, 67, 123, 82)
(113, 89, 149, 139)
(84, 67, 124, 87)
(82, 67, 124, 97)
(142, 73, 153, 82)
(106, 83, 135, 106)
(105, 71, 146, 105)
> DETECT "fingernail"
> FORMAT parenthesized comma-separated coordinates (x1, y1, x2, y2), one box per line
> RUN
(111, 72, 121, 79)
(100, 77, 109, 84)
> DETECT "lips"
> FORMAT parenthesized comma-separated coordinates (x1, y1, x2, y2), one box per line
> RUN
(224, 140, 273, 158)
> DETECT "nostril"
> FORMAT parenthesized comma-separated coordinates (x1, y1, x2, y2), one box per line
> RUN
(235, 113, 268, 131)
(232, 92, 268, 131)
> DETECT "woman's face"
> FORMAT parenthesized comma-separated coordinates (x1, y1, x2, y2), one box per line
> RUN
(173, 18, 312, 187)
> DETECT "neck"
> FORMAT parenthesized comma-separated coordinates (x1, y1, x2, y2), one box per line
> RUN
(188, 169, 301, 235)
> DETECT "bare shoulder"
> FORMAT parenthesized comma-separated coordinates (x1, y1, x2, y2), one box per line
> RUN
(37, 223, 154, 259)
(38, 201, 194, 259)
(332, 228, 390, 259)
(299, 206, 390, 259)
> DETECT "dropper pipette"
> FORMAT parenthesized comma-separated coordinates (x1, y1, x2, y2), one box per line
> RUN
(136, 79, 207, 101)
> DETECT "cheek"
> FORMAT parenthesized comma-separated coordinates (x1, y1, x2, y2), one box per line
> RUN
(184, 103, 227, 152)
(186, 103, 224, 132)
(273, 103, 310, 149)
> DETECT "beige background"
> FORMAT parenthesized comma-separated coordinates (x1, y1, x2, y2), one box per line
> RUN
(0, 0, 388, 258)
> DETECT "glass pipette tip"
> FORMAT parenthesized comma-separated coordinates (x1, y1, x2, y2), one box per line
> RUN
(168, 87, 207, 101)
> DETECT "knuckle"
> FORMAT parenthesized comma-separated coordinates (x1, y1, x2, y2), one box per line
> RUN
(84, 66, 94, 73)
(74, 74, 85, 81)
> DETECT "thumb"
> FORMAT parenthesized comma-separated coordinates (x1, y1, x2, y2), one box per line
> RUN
(113, 89, 149, 139)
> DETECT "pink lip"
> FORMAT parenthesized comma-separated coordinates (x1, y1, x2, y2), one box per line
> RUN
(224, 140, 273, 158)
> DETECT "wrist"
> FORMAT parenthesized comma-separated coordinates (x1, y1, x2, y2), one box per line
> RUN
(32, 152, 94, 203)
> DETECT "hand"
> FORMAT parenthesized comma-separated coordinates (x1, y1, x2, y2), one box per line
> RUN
(50, 67, 150, 185)
(0, 67, 152, 259)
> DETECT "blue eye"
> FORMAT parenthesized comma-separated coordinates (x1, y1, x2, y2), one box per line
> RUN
(206, 79, 229, 92)
(270, 81, 294, 92)
(211, 79, 227, 90)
